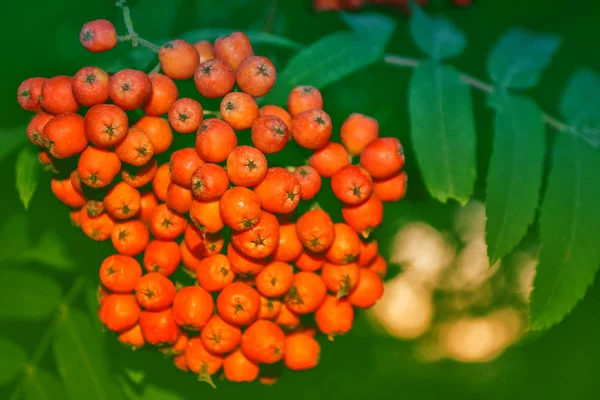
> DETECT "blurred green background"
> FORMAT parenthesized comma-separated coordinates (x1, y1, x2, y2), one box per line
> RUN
(2, 0, 600, 399)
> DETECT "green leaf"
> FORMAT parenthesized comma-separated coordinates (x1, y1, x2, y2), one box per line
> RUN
(559, 69, 600, 147)
(0, 336, 27, 386)
(27, 230, 76, 271)
(0, 268, 62, 321)
(339, 11, 396, 38)
(264, 28, 393, 104)
(408, 3, 466, 60)
(408, 62, 476, 205)
(120, 379, 184, 400)
(487, 28, 562, 89)
(0, 213, 31, 262)
(15, 145, 41, 210)
(0, 124, 27, 163)
(485, 94, 546, 264)
(529, 135, 600, 330)
(53, 309, 125, 400)
(180, 29, 304, 51)
(24, 369, 65, 400)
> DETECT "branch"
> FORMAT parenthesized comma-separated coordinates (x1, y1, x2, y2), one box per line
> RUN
(383, 54, 587, 143)
(115, 0, 161, 53)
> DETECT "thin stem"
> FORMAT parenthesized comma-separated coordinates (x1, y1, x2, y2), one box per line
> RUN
(137, 37, 161, 53)
(149, 62, 161, 75)
(115, 0, 161, 53)
(383, 53, 580, 138)
(8, 276, 87, 400)
(264, 0, 279, 33)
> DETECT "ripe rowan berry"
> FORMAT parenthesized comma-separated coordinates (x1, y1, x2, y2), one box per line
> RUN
(80, 209, 115, 241)
(99, 254, 143, 293)
(321, 262, 360, 298)
(173, 286, 214, 332)
(169, 148, 204, 188)
(118, 324, 145, 349)
(291, 108, 332, 150)
(41, 76, 78, 114)
(173, 353, 188, 371)
(236, 56, 277, 98)
(43, 113, 87, 158)
(195, 118, 238, 163)
(168, 98, 203, 134)
(135, 272, 176, 311)
(193, 40, 215, 63)
(217, 282, 261, 326)
(139, 308, 181, 346)
(84, 200, 105, 218)
(139, 191, 158, 225)
(151, 163, 170, 202)
(159, 39, 199, 80)
(77, 146, 122, 188)
(373, 171, 407, 202)
(283, 332, 320, 371)
(201, 315, 242, 355)
(251, 115, 290, 154)
(348, 268, 384, 308)
(340, 113, 379, 156)
(284, 272, 327, 315)
(38, 150, 58, 173)
(295, 209, 336, 253)
(260, 104, 292, 130)
(315, 295, 354, 339)
(142, 73, 179, 117)
(219, 187, 262, 231)
(166, 183, 193, 214)
(143, 240, 181, 276)
(309, 142, 349, 178)
(241, 320, 285, 364)
(367, 254, 387, 278)
(254, 167, 301, 214)
(292, 166, 321, 201)
(104, 182, 141, 220)
(17, 77, 45, 112)
(287, 86, 323, 117)
(180, 240, 202, 275)
(51, 175, 86, 208)
(191, 163, 229, 201)
(359, 137, 404, 179)
(133, 116, 173, 154)
(194, 58, 236, 98)
(223, 349, 260, 382)
(84, 104, 129, 148)
(255, 261, 294, 298)
(325, 223, 360, 264)
(275, 303, 301, 332)
(220, 92, 260, 131)
(189, 199, 225, 233)
(111, 220, 150, 257)
(295, 251, 326, 272)
(149, 203, 188, 240)
(197, 253, 236, 292)
(272, 223, 303, 262)
(185, 337, 223, 388)
(231, 211, 280, 259)
(80, 19, 117, 52)
(160, 332, 188, 356)
(121, 158, 158, 188)
(109, 69, 152, 110)
(115, 128, 155, 166)
(214, 32, 254, 71)
(226, 146, 268, 187)
(72, 66, 110, 107)
(357, 239, 378, 267)
(26, 112, 53, 147)
(227, 242, 266, 276)
(259, 296, 282, 320)
(341, 193, 383, 237)
(331, 164, 373, 205)
(100, 294, 140, 332)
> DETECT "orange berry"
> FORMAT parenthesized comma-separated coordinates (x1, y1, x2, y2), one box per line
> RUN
(241, 320, 285, 364)
(118, 324, 145, 349)
(231, 211, 279, 259)
(296, 209, 335, 253)
(196, 118, 238, 162)
(201, 315, 242, 355)
(133, 116, 173, 154)
(189, 199, 224, 233)
(325, 223, 360, 264)
(254, 167, 301, 214)
(99, 254, 142, 293)
(149, 203, 188, 240)
(80, 210, 115, 241)
(197, 254, 235, 292)
(169, 147, 204, 187)
(227, 243, 266, 276)
(139, 191, 158, 225)
(160, 332, 188, 356)
(173, 286, 214, 332)
(287, 86, 323, 117)
(182, 223, 205, 255)
(41, 76, 78, 114)
(224, 349, 260, 383)
(321, 262, 360, 298)
(77, 146, 121, 188)
(272, 223, 303, 262)
(99, 294, 140, 332)
(143, 240, 181, 276)
(220, 92, 260, 131)
(51, 175, 86, 208)
(109, 69, 152, 110)
(135, 272, 176, 311)
(291, 108, 332, 150)
(80, 19, 117, 52)
(38, 150, 58, 173)
(219, 187, 262, 231)
(259, 296, 281, 320)
(159, 39, 200, 80)
(341, 193, 383, 237)
(121, 158, 158, 188)
(142, 73, 179, 117)
(115, 128, 155, 166)
(185, 337, 223, 387)
(72, 66, 110, 107)
(214, 32, 254, 71)
(251, 115, 290, 154)
(166, 183, 193, 214)
(43, 113, 87, 158)
(292, 166, 321, 201)
(226, 146, 267, 187)
(295, 251, 326, 272)
(191, 163, 229, 201)
(340, 113, 379, 155)
(194, 58, 236, 98)
(373, 171, 407, 202)
(139, 308, 181, 346)
(236, 56, 276, 98)
(84, 104, 129, 148)
(348, 268, 384, 308)
(168, 98, 203, 134)
(84, 200, 105, 218)
(111, 220, 150, 256)
(368, 255, 387, 278)
(309, 142, 349, 178)
(180, 240, 203, 274)
(275, 304, 301, 332)
(315, 296, 354, 338)
(26, 112, 53, 147)
(359, 137, 405, 179)
(331, 165, 373, 205)
(152, 163, 171, 202)
(357, 239, 378, 267)
(217, 282, 261, 326)
(17, 77, 45, 113)
(283, 332, 320, 371)
(285, 272, 327, 315)
(193, 40, 215, 63)
(104, 182, 141, 220)
(255, 261, 294, 298)
(173, 354, 188, 372)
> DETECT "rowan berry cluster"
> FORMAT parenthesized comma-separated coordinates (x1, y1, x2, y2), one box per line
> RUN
(16, 16, 407, 386)
(313, 0, 472, 12)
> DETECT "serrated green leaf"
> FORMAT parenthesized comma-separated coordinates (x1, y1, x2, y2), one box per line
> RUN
(408, 3, 466, 60)
(16, 145, 41, 210)
(408, 62, 476, 205)
(27, 230, 76, 271)
(53, 309, 125, 400)
(264, 29, 393, 105)
(485, 94, 546, 264)
(0, 124, 27, 163)
(559, 69, 600, 147)
(339, 11, 396, 38)
(0, 336, 27, 386)
(180, 28, 303, 51)
(24, 369, 65, 400)
(487, 28, 562, 89)
(529, 135, 600, 330)
(0, 268, 62, 321)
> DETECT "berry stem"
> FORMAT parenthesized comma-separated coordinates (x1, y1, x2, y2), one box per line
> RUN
(8, 276, 86, 400)
(149, 62, 161, 75)
(383, 53, 595, 147)
(115, 0, 161, 53)
(264, 0, 279, 33)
